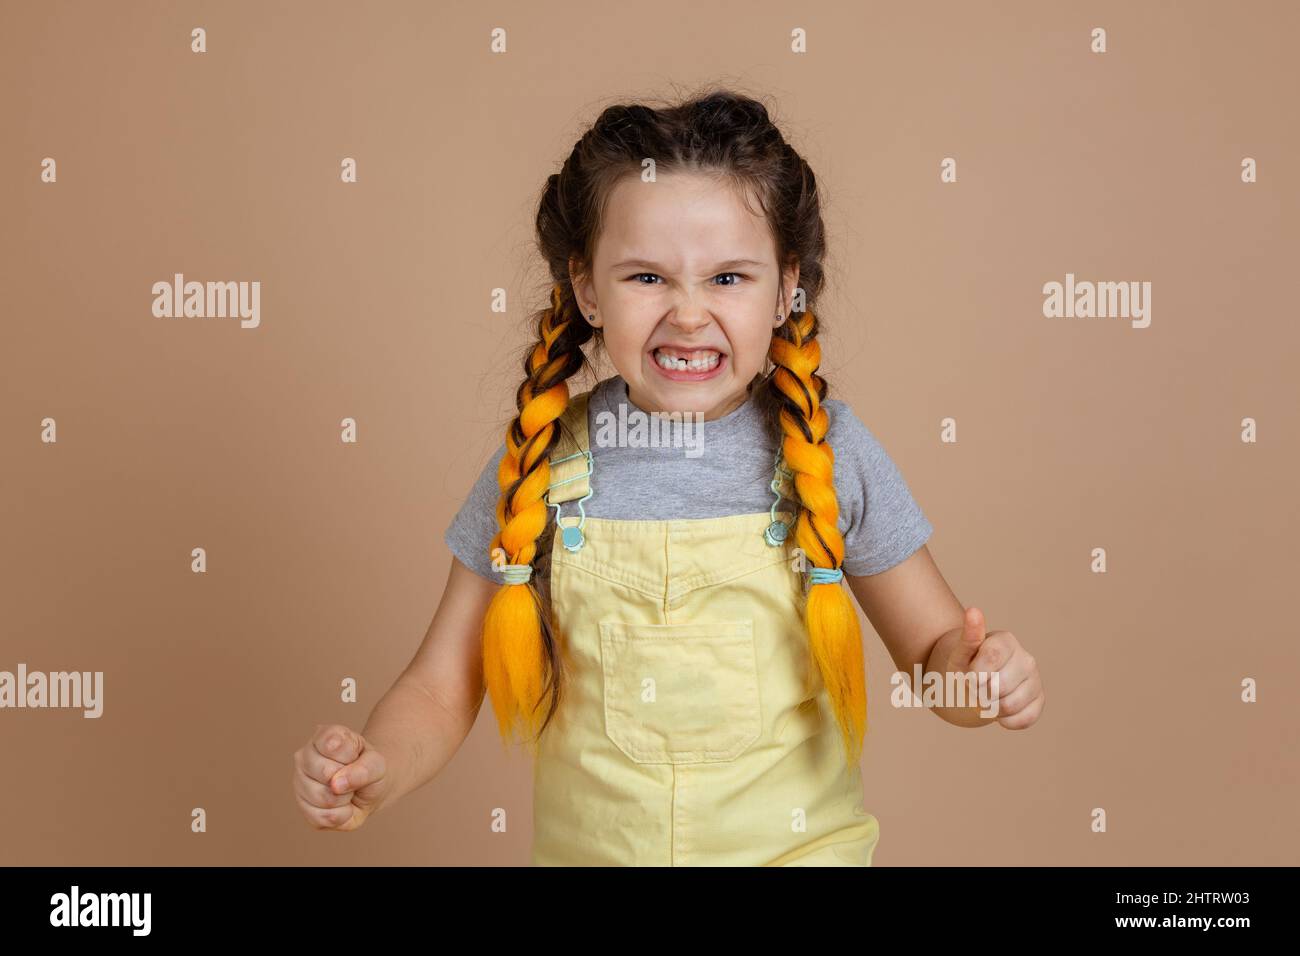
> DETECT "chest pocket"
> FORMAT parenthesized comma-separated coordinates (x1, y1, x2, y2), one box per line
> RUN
(600, 620, 762, 764)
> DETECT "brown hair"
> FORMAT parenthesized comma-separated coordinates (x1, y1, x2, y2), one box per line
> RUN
(480, 86, 868, 766)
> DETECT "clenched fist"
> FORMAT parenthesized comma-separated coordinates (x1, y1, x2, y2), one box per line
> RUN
(291, 724, 390, 831)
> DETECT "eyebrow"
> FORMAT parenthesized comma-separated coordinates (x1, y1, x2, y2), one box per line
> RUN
(608, 258, 768, 272)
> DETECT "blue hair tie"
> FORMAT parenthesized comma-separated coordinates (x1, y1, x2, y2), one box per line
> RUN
(496, 564, 533, 585)
(808, 566, 843, 585)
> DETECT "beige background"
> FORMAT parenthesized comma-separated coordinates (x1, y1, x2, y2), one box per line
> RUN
(1, 0, 1296, 866)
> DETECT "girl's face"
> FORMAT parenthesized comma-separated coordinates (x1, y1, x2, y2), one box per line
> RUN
(571, 170, 799, 422)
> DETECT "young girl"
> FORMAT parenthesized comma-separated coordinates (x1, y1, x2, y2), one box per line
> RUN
(291, 89, 1045, 865)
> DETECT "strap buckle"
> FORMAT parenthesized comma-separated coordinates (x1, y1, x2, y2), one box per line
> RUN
(545, 450, 594, 552)
(764, 450, 796, 546)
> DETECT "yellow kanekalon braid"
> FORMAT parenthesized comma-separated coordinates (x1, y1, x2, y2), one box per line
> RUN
(480, 284, 576, 756)
(769, 309, 868, 768)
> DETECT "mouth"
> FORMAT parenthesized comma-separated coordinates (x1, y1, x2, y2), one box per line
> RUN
(648, 345, 727, 381)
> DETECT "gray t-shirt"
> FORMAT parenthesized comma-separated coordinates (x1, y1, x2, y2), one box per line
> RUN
(444, 375, 933, 580)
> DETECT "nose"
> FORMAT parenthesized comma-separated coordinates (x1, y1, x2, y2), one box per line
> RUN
(665, 301, 713, 337)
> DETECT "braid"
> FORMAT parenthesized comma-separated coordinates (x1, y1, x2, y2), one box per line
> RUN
(481, 283, 592, 754)
(769, 308, 868, 766)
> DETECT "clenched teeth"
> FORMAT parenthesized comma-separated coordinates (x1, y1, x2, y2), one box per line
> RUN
(654, 347, 721, 371)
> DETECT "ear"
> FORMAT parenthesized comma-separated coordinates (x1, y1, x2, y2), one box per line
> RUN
(780, 257, 801, 315)
(568, 259, 596, 322)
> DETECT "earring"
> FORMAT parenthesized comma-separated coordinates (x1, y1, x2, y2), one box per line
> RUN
(587, 313, 596, 324)
(774, 312, 785, 326)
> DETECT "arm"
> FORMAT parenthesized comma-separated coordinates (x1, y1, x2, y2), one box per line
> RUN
(845, 545, 992, 728)
(360, 556, 498, 811)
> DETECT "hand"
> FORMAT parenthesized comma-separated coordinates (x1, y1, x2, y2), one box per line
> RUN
(943, 607, 1045, 730)
(291, 724, 390, 831)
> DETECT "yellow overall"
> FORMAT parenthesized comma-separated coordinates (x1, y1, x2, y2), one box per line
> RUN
(530, 388, 879, 866)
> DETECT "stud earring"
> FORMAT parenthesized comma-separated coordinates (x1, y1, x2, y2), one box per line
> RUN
(774, 312, 785, 326)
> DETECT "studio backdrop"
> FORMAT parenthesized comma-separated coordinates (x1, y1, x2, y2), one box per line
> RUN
(1, 0, 1296, 866)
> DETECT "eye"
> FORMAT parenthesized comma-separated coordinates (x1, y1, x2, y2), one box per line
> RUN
(630, 273, 662, 284)
(713, 272, 744, 286)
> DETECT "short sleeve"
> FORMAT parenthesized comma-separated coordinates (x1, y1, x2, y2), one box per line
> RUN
(824, 399, 933, 576)
(443, 441, 508, 583)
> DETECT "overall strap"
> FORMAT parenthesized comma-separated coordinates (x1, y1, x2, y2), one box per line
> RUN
(764, 444, 799, 547)
(773, 447, 796, 501)
(545, 388, 593, 505)
(767, 445, 842, 582)
(491, 391, 593, 585)
(544, 388, 594, 553)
